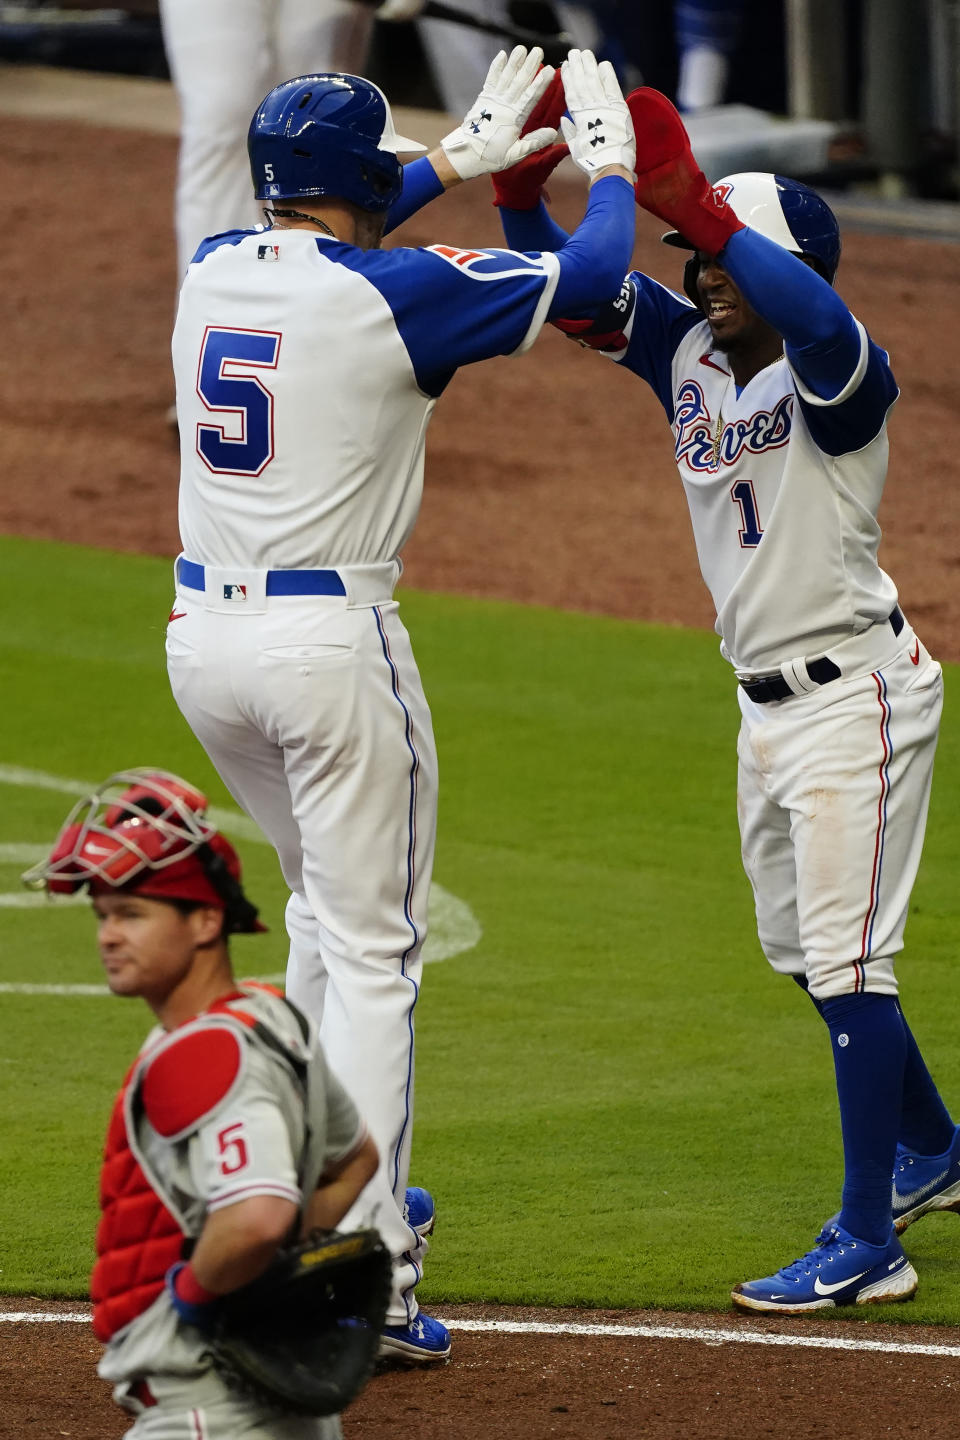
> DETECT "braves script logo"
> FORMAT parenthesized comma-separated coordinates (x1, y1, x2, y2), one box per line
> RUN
(673, 380, 794, 472)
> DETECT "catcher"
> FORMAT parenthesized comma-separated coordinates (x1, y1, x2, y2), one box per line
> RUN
(25, 769, 389, 1439)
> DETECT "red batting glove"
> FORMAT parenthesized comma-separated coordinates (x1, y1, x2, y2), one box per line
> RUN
(491, 141, 569, 209)
(627, 87, 743, 255)
(491, 67, 568, 210)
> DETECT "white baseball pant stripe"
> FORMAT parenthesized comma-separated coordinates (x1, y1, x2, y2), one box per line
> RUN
(166, 587, 438, 1325)
(737, 636, 942, 1001)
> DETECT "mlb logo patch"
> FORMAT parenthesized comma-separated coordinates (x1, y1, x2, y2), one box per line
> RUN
(223, 583, 248, 602)
(257, 244, 280, 261)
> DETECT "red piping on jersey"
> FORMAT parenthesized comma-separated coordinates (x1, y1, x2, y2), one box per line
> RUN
(856, 672, 893, 991)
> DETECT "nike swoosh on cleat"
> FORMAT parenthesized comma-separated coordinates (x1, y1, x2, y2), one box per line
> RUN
(813, 1270, 870, 1296)
(893, 1168, 949, 1212)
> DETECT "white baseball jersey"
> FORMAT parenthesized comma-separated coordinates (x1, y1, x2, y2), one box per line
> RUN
(603, 274, 900, 673)
(172, 229, 559, 570)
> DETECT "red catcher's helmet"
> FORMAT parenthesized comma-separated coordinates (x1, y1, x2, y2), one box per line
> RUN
(22, 768, 266, 934)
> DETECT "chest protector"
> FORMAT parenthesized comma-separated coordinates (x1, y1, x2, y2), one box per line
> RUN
(91, 986, 311, 1343)
(90, 1069, 186, 1342)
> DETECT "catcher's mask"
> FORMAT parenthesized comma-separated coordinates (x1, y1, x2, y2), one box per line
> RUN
(662, 171, 842, 309)
(22, 768, 266, 935)
(247, 73, 426, 214)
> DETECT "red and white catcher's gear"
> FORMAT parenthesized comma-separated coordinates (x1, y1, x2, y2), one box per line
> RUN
(22, 767, 266, 931)
(24, 768, 218, 894)
(93, 991, 279, 1341)
(92, 1065, 185, 1343)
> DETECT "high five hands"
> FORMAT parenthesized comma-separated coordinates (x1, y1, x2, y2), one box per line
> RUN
(436, 45, 636, 190)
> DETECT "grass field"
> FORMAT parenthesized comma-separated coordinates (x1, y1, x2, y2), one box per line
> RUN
(1, 534, 958, 1320)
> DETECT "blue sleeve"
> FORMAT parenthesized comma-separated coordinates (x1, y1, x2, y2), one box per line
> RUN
(334, 243, 559, 397)
(499, 179, 637, 311)
(719, 227, 899, 454)
(719, 227, 862, 397)
(384, 157, 445, 236)
(499, 198, 572, 254)
(616, 275, 704, 417)
(675, 0, 744, 54)
(549, 177, 637, 314)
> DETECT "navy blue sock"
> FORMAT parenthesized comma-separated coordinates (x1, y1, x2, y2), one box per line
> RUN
(820, 992, 906, 1247)
(898, 1013, 956, 1155)
(796, 978, 955, 1159)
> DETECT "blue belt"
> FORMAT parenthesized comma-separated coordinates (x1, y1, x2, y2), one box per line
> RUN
(177, 557, 346, 597)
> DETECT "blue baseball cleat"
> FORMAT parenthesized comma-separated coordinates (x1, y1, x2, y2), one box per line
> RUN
(404, 1185, 436, 1238)
(893, 1126, 960, 1233)
(379, 1311, 451, 1363)
(731, 1224, 918, 1313)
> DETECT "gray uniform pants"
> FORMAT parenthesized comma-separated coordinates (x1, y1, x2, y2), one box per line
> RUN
(116, 1374, 342, 1439)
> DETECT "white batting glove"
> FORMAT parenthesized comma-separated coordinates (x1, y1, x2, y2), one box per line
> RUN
(559, 49, 636, 180)
(440, 46, 558, 181)
(375, 0, 426, 19)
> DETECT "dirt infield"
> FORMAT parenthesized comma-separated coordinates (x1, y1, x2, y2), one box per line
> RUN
(3, 109, 960, 1438)
(7, 1299, 960, 1440)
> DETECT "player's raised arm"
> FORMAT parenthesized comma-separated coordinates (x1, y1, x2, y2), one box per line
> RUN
(384, 43, 560, 234)
(627, 88, 869, 402)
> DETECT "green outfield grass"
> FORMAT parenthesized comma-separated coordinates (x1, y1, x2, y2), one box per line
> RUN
(1, 534, 958, 1321)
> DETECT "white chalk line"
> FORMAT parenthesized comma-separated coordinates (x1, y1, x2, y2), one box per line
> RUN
(3, 1311, 960, 1358)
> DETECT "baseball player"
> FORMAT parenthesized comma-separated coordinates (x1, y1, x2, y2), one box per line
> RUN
(493, 89, 958, 1311)
(164, 48, 637, 1357)
(25, 769, 379, 1438)
(159, 0, 374, 284)
(674, 0, 745, 112)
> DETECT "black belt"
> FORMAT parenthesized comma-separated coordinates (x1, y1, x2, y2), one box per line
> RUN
(739, 607, 904, 704)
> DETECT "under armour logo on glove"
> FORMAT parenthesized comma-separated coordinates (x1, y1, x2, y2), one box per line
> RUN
(469, 109, 493, 133)
(587, 117, 606, 147)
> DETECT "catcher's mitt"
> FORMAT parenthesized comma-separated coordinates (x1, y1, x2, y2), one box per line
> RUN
(211, 1228, 392, 1417)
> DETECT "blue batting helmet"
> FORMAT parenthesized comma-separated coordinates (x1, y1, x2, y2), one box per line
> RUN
(247, 73, 426, 214)
(663, 171, 842, 284)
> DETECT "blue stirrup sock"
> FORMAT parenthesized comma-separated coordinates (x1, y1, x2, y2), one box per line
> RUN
(820, 992, 906, 1247)
(794, 976, 955, 1159)
(898, 1015, 956, 1156)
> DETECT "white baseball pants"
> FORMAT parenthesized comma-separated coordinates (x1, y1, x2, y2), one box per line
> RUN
(159, 0, 373, 280)
(166, 573, 438, 1325)
(737, 624, 942, 1001)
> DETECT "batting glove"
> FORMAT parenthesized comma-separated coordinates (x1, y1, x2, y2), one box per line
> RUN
(492, 68, 569, 208)
(628, 87, 743, 255)
(559, 48, 636, 181)
(375, 0, 426, 19)
(440, 46, 558, 181)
